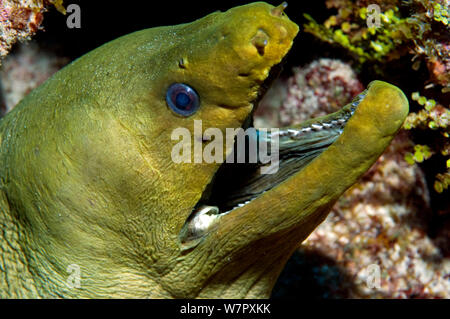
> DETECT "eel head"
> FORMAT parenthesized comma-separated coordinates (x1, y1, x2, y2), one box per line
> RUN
(0, 2, 408, 298)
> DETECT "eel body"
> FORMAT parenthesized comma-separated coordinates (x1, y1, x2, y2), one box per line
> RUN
(0, 2, 408, 298)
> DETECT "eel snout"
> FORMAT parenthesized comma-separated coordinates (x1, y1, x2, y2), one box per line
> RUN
(221, 2, 299, 76)
(363, 80, 410, 136)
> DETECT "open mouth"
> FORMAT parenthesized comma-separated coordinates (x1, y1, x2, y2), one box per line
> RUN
(179, 86, 368, 246)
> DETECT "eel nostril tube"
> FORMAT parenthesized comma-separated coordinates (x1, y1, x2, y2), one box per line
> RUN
(271, 2, 288, 17)
(252, 29, 269, 56)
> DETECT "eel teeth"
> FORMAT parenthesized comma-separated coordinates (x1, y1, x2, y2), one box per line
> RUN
(275, 98, 366, 140)
(222, 192, 266, 215)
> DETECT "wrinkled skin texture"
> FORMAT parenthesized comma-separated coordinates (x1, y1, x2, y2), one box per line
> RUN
(0, 2, 408, 298)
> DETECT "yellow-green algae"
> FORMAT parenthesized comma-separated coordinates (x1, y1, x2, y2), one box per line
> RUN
(0, 2, 408, 298)
(303, 0, 450, 196)
(403, 91, 450, 193)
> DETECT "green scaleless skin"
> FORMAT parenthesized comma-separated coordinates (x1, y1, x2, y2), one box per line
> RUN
(0, 2, 408, 298)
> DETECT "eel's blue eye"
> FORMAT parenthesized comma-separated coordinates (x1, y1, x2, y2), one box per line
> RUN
(166, 83, 200, 116)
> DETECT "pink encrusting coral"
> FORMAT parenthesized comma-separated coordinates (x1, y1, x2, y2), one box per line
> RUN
(0, 0, 65, 63)
(254, 58, 363, 128)
(279, 58, 364, 125)
(426, 42, 450, 91)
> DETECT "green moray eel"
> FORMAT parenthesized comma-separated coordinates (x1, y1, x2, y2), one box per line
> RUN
(0, 2, 408, 298)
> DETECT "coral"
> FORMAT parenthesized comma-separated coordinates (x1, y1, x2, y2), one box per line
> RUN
(0, 0, 65, 64)
(0, 42, 68, 115)
(303, 0, 450, 92)
(254, 58, 363, 128)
